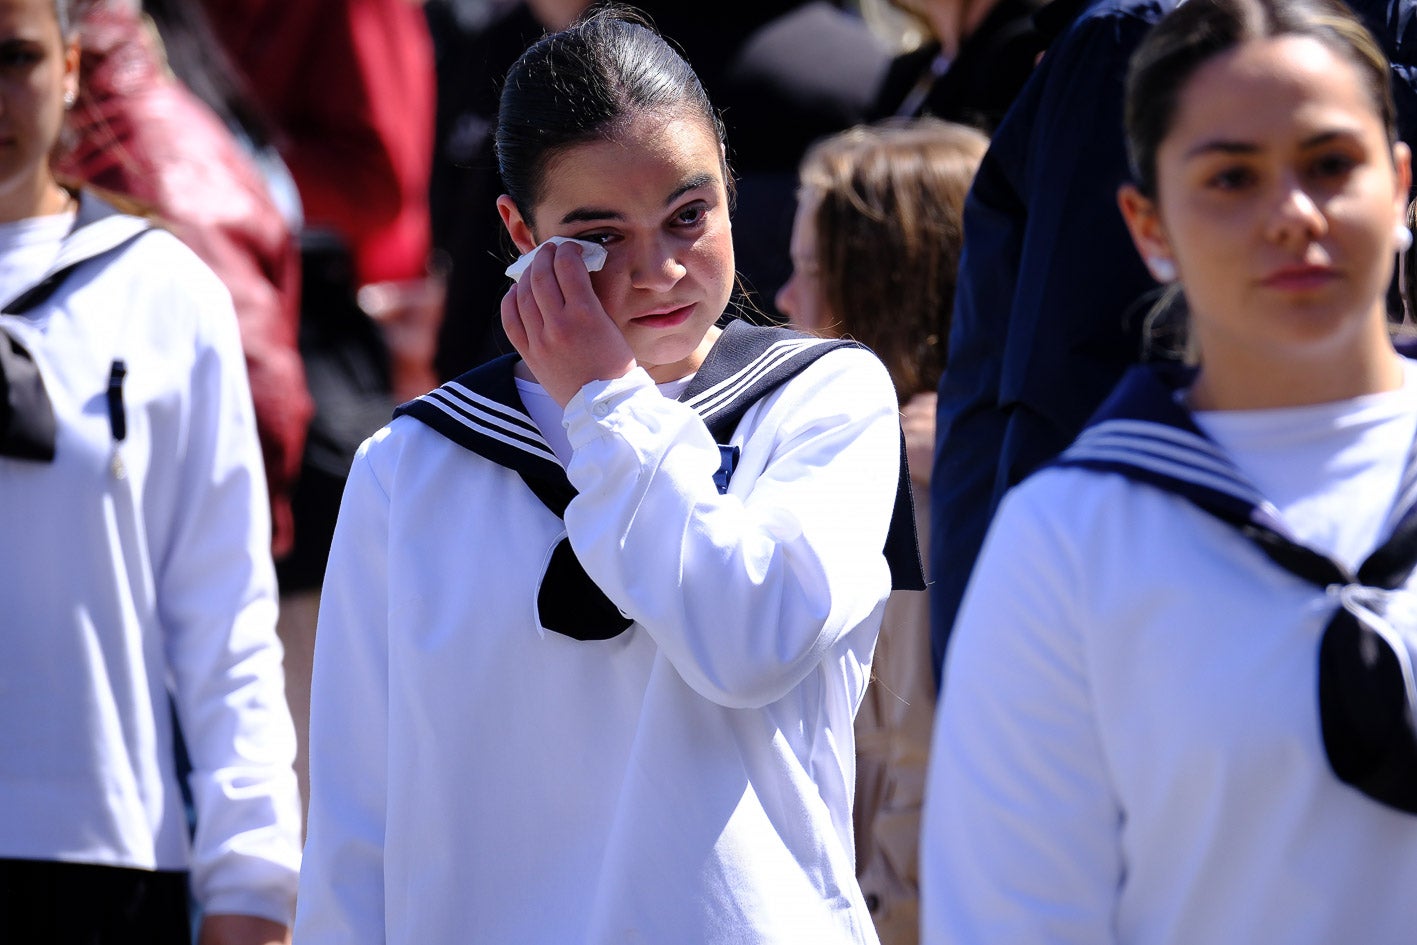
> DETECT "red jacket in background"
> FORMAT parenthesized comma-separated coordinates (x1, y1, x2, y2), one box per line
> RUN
(199, 0, 437, 286)
(57, 6, 313, 558)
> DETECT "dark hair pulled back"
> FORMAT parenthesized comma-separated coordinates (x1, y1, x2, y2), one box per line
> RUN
(495, 7, 727, 225)
(1124, 0, 1396, 197)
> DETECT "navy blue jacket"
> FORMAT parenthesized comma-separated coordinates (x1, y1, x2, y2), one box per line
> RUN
(930, 0, 1417, 680)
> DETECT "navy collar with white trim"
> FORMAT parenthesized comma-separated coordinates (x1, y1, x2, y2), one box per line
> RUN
(1056, 362, 1285, 534)
(1056, 359, 1417, 814)
(397, 320, 925, 640)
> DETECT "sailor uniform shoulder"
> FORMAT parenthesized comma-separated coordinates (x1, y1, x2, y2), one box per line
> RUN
(393, 352, 559, 475)
(113, 229, 234, 326)
(675, 322, 890, 439)
(399, 324, 885, 446)
(35, 200, 239, 355)
(391, 322, 893, 478)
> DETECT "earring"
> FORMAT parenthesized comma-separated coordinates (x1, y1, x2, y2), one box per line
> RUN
(1396, 223, 1413, 253)
(63, 91, 76, 110)
(1147, 257, 1177, 283)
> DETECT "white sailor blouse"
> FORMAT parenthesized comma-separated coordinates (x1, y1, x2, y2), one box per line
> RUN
(0, 195, 301, 925)
(923, 360, 1417, 945)
(297, 322, 915, 945)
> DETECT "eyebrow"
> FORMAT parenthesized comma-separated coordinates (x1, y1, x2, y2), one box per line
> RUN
(558, 173, 717, 225)
(1183, 130, 1356, 160)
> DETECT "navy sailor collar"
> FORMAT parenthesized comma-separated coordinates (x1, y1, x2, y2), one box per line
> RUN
(394, 319, 862, 505)
(396, 319, 926, 641)
(1057, 361, 1311, 538)
(1060, 359, 1417, 815)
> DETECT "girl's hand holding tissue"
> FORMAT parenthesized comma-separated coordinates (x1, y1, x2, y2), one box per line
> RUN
(504, 236, 607, 283)
(500, 236, 635, 407)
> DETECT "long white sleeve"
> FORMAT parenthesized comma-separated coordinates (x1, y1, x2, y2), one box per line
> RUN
(921, 481, 1123, 945)
(294, 436, 392, 945)
(561, 349, 900, 709)
(154, 259, 302, 923)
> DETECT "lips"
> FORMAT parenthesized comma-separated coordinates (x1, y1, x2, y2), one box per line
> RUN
(630, 303, 695, 328)
(1261, 264, 1340, 292)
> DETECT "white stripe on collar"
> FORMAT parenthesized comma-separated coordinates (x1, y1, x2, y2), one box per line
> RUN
(685, 338, 820, 420)
(423, 383, 556, 464)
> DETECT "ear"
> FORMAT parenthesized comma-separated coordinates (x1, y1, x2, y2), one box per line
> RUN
(497, 195, 539, 255)
(62, 37, 80, 104)
(1117, 183, 1174, 281)
(1393, 141, 1412, 223)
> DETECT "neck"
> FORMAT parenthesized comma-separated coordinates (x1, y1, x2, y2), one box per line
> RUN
(0, 178, 73, 225)
(644, 326, 722, 385)
(925, 0, 999, 58)
(1188, 320, 1404, 411)
(41, 184, 73, 217)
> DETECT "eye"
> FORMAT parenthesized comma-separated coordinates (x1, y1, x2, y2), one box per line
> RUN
(1206, 165, 1257, 191)
(1309, 151, 1358, 181)
(671, 203, 709, 228)
(575, 231, 618, 246)
(0, 42, 41, 69)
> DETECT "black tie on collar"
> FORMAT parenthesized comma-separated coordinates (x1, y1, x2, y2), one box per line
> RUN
(0, 325, 56, 462)
(1244, 519, 1417, 816)
(0, 194, 152, 465)
(397, 322, 926, 643)
(1059, 363, 1417, 815)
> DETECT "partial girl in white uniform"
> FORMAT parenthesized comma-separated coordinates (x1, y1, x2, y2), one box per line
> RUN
(776, 118, 988, 945)
(0, 1, 301, 943)
(294, 8, 921, 945)
(921, 0, 1417, 942)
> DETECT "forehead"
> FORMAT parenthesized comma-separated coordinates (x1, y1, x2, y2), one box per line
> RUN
(0, 0, 60, 34)
(789, 188, 822, 256)
(1166, 35, 1384, 149)
(535, 112, 725, 219)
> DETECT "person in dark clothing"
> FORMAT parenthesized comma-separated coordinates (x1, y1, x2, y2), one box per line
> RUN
(703, 1, 894, 310)
(871, 0, 1046, 130)
(426, 0, 548, 377)
(927, 0, 1417, 681)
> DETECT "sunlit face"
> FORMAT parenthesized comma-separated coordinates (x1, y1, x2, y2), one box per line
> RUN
(0, 0, 77, 223)
(503, 110, 735, 383)
(1122, 36, 1409, 393)
(776, 187, 836, 335)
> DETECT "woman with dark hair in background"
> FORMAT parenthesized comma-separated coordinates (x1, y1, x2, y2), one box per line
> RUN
(868, 0, 1044, 131)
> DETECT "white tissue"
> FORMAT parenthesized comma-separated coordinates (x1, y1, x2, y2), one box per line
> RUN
(504, 236, 608, 283)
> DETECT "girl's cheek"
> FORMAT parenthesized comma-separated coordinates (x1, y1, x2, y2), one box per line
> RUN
(586, 263, 619, 309)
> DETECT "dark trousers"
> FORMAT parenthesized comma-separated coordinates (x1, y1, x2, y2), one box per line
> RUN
(0, 859, 190, 945)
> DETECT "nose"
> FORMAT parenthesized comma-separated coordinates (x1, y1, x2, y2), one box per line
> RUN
(1265, 177, 1328, 248)
(629, 236, 687, 292)
(775, 273, 798, 322)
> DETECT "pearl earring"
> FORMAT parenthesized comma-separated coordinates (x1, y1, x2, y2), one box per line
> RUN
(1396, 223, 1413, 253)
(63, 91, 75, 109)
(1148, 257, 1177, 283)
